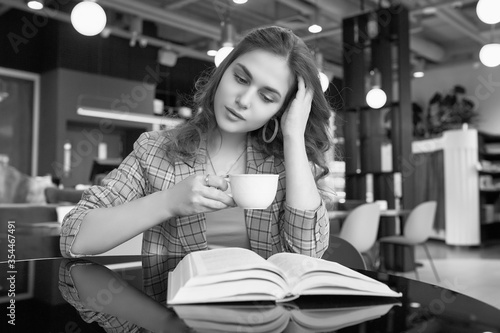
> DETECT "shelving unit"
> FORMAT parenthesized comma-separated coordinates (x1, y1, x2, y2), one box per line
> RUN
(478, 132, 500, 244)
(341, 5, 412, 229)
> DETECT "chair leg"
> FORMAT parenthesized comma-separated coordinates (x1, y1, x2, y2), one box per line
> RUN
(414, 266, 420, 281)
(422, 243, 441, 283)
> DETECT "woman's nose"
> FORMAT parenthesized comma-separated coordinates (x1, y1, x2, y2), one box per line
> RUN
(236, 90, 251, 110)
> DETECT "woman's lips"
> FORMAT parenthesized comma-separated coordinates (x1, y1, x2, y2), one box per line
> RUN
(226, 106, 245, 120)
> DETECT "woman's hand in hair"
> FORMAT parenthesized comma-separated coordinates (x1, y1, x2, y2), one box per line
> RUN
(163, 174, 235, 217)
(280, 76, 313, 140)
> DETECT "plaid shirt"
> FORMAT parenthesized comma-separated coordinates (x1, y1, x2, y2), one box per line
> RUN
(60, 130, 329, 259)
(58, 259, 143, 333)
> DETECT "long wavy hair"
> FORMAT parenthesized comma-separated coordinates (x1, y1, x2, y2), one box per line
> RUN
(164, 26, 333, 180)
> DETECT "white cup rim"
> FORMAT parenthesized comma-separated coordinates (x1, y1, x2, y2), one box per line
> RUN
(229, 174, 278, 178)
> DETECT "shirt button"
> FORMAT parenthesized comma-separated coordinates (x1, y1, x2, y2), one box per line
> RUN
(61, 225, 70, 236)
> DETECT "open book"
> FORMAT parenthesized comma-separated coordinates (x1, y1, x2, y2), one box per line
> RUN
(167, 248, 402, 305)
(173, 302, 399, 333)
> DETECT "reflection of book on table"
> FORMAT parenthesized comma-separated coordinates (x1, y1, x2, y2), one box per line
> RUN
(167, 247, 402, 305)
(173, 302, 398, 333)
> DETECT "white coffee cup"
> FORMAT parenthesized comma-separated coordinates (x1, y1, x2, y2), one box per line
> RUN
(229, 174, 279, 209)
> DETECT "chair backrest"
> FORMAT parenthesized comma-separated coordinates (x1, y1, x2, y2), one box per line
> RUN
(339, 203, 381, 253)
(403, 201, 438, 244)
(322, 235, 367, 270)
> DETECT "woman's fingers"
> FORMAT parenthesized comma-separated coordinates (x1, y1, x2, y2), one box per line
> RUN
(204, 174, 229, 191)
(202, 175, 235, 208)
(297, 76, 306, 98)
(203, 186, 234, 205)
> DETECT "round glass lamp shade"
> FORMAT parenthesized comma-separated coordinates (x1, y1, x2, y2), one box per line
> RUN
(366, 87, 387, 109)
(479, 43, 500, 68)
(27, 1, 44, 10)
(476, 0, 500, 24)
(318, 72, 329, 92)
(308, 24, 322, 34)
(71, 1, 107, 36)
(214, 45, 234, 67)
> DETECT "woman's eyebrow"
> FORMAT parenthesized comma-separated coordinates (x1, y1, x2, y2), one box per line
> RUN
(235, 63, 282, 98)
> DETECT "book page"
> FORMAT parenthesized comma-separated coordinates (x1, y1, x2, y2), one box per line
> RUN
(268, 253, 401, 297)
(268, 253, 373, 284)
(170, 278, 288, 304)
(190, 248, 285, 278)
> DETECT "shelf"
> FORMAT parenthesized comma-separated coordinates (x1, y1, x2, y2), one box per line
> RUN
(478, 131, 500, 244)
(480, 188, 500, 193)
(479, 152, 500, 158)
(481, 220, 500, 225)
(478, 170, 500, 175)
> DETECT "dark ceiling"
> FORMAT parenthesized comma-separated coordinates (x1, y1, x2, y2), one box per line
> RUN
(0, 0, 495, 78)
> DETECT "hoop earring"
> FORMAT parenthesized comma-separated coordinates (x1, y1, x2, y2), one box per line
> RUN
(262, 117, 279, 143)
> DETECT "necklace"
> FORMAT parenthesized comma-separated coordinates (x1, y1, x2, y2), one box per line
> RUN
(207, 148, 246, 176)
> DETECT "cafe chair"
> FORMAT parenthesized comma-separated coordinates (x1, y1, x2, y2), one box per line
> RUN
(378, 201, 440, 283)
(338, 203, 381, 268)
(322, 235, 367, 270)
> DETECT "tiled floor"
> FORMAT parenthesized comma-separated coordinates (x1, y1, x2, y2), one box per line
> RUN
(384, 240, 500, 309)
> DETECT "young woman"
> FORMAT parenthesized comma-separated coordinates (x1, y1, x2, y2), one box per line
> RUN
(60, 26, 333, 259)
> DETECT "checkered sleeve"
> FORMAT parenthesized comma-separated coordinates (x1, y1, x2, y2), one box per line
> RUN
(58, 259, 141, 333)
(60, 132, 152, 258)
(281, 199, 329, 258)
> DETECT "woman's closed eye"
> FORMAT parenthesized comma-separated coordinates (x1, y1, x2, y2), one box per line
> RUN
(260, 93, 274, 103)
(234, 74, 248, 85)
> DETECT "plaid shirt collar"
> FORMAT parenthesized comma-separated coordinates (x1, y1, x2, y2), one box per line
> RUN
(178, 134, 271, 171)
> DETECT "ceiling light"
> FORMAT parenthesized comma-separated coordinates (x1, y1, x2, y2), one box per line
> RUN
(366, 88, 387, 109)
(207, 40, 218, 57)
(413, 71, 424, 78)
(308, 3, 322, 34)
(158, 48, 178, 67)
(129, 16, 143, 47)
(100, 27, 111, 38)
(318, 72, 329, 92)
(413, 58, 425, 78)
(315, 51, 329, 92)
(215, 19, 235, 67)
(476, 0, 500, 25)
(215, 45, 234, 67)
(138, 38, 148, 48)
(308, 24, 322, 34)
(421, 7, 437, 15)
(71, 1, 107, 36)
(366, 68, 387, 109)
(233, 0, 248, 4)
(479, 43, 500, 67)
(27, 0, 44, 10)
